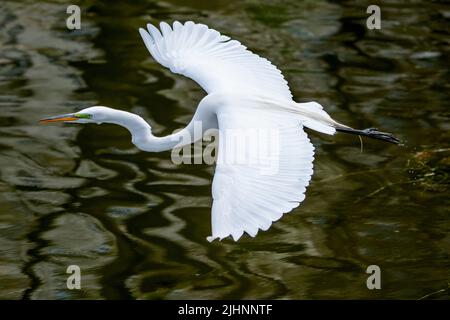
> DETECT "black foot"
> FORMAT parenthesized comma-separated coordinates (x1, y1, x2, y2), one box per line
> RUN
(337, 127, 400, 145)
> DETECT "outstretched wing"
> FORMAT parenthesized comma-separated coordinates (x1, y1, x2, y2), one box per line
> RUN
(139, 21, 292, 100)
(208, 104, 315, 241)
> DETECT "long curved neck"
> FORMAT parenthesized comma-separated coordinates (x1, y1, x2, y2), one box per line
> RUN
(107, 109, 194, 152)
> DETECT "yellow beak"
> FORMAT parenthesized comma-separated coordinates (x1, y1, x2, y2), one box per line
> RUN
(39, 114, 78, 123)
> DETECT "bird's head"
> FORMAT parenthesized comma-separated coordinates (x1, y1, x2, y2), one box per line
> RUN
(39, 106, 114, 125)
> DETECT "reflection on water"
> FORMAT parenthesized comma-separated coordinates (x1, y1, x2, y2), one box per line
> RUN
(0, 0, 448, 299)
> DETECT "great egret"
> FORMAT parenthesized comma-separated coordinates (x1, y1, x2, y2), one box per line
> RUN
(40, 21, 399, 242)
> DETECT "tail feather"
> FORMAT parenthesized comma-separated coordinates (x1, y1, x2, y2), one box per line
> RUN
(253, 97, 400, 144)
(290, 102, 400, 144)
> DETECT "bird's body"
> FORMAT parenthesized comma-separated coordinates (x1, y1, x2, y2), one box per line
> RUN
(41, 21, 398, 241)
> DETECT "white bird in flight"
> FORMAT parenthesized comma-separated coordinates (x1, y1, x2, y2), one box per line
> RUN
(40, 21, 399, 242)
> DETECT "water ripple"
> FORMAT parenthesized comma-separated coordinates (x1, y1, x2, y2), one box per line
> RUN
(0, 0, 448, 300)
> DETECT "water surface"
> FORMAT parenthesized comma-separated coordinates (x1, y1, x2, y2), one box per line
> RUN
(0, 0, 448, 299)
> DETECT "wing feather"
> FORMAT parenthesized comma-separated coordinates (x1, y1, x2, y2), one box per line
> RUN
(139, 21, 292, 100)
(207, 104, 314, 241)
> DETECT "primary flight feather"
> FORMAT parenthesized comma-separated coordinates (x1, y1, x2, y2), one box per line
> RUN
(41, 21, 399, 242)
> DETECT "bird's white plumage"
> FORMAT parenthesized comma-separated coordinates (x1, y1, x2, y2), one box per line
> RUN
(139, 21, 329, 241)
(208, 106, 314, 241)
(139, 21, 293, 100)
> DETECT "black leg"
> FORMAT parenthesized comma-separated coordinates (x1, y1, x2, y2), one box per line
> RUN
(336, 127, 400, 144)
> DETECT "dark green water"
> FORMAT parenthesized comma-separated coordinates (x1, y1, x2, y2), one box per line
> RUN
(0, 0, 448, 299)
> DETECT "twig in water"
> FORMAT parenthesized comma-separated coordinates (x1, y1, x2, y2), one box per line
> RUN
(359, 135, 364, 153)
(418, 283, 449, 300)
